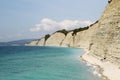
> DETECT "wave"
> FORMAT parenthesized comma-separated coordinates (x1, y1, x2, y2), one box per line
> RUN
(86, 62, 102, 77)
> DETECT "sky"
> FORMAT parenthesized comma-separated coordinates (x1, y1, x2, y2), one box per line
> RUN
(0, 0, 108, 42)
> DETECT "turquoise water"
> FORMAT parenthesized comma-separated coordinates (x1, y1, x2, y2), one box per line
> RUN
(0, 46, 102, 80)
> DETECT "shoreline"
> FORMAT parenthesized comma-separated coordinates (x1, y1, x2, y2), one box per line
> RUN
(80, 56, 109, 80)
(81, 49, 120, 80)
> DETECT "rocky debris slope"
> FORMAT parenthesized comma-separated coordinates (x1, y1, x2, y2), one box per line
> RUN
(26, 0, 120, 66)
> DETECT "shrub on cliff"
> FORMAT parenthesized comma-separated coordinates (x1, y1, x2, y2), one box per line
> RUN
(56, 29, 68, 36)
(108, 0, 112, 3)
(72, 26, 89, 36)
(45, 34, 50, 41)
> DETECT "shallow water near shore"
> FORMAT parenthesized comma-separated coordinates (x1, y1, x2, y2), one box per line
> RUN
(0, 46, 102, 80)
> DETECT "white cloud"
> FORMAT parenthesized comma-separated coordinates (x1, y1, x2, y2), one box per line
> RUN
(30, 18, 93, 32)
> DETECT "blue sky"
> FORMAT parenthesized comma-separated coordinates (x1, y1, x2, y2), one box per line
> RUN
(0, 0, 108, 42)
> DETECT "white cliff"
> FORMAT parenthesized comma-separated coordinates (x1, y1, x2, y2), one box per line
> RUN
(37, 38, 45, 46)
(61, 31, 73, 47)
(45, 32, 66, 46)
(25, 40, 38, 46)
(26, 0, 120, 70)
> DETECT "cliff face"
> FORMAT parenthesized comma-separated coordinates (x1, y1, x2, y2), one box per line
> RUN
(90, 0, 120, 65)
(45, 32, 66, 46)
(61, 31, 73, 47)
(26, 0, 120, 65)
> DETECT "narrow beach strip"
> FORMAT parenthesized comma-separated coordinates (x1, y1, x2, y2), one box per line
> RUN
(81, 50, 120, 80)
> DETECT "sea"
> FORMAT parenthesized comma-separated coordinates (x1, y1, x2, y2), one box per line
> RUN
(0, 46, 103, 80)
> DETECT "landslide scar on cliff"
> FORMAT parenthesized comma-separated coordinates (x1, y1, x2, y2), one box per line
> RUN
(89, 43, 94, 50)
(44, 34, 50, 45)
(71, 26, 89, 47)
(56, 29, 68, 46)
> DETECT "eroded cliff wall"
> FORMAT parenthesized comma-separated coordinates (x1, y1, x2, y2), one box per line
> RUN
(89, 0, 120, 65)
(26, 0, 120, 65)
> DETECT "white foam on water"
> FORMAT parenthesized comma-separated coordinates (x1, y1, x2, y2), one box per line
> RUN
(92, 65, 102, 77)
(85, 62, 102, 78)
(93, 69, 102, 77)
